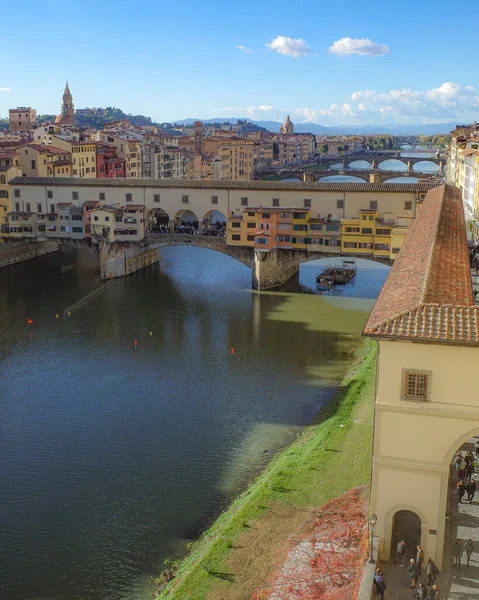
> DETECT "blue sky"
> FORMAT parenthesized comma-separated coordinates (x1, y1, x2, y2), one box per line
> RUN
(2, 0, 479, 126)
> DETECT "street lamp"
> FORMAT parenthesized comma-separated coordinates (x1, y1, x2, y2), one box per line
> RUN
(369, 514, 378, 563)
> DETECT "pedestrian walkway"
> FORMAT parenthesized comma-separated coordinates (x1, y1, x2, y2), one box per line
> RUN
(379, 440, 479, 600)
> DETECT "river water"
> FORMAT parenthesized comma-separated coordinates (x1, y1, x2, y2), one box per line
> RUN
(0, 247, 388, 600)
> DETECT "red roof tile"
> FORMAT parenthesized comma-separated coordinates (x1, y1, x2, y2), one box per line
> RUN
(363, 184, 475, 344)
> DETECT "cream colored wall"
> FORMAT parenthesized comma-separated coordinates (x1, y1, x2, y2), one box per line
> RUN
(371, 339, 479, 567)
(11, 183, 421, 226)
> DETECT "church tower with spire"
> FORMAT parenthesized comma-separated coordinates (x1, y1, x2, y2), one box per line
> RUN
(55, 81, 75, 125)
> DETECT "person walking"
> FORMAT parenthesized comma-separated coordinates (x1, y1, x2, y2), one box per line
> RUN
(466, 478, 476, 503)
(454, 539, 464, 569)
(465, 539, 474, 567)
(396, 540, 407, 566)
(374, 569, 387, 600)
(426, 557, 439, 586)
(457, 480, 466, 503)
(458, 465, 466, 481)
(407, 558, 419, 588)
(431, 583, 442, 599)
(465, 462, 474, 481)
(417, 544, 424, 574)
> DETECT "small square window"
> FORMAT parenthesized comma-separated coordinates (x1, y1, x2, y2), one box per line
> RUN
(401, 369, 432, 402)
(241, 197, 248, 206)
(211, 195, 218, 204)
(105, 216, 110, 222)
(337, 199, 344, 209)
(94, 216, 99, 221)
(370, 201, 378, 210)
(272, 198, 279, 207)
(182, 195, 189, 204)
(405, 201, 412, 210)
(232, 234, 241, 241)
(304, 198, 311, 208)
(47, 191, 53, 199)
(72, 192, 79, 200)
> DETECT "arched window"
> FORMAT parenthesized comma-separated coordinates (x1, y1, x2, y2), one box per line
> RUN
(0, 176, 5, 184)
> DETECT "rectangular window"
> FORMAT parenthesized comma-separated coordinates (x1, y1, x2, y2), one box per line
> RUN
(293, 224, 308, 231)
(232, 222, 241, 228)
(14, 189, 20, 198)
(344, 242, 357, 248)
(99, 193, 105, 201)
(247, 234, 255, 241)
(37, 203, 42, 213)
(375, 244, 390, 250)
(279, 223, 290, 230)
(50, 204, 55, 213)
(272, 198, 279, 207)
(345, 227, 360, 233)
(369, 216, 374, 221)
(60, 226, 66, 232)
(293, 212, 303, 219)
(15, 202, 20, 211)
(248, 212, 256, 217)
(256, 238, 267, 244)
(359, 242, 373, 249)
(72, 227, 83, 233)
(392, 247, 400, 254)
(182, 195, 189, 204)
(241, 197, 248, 206)
(303, 198, 311, 208)
(126, 193, 132, 202)
(361, 228, 373, 234)
(154, 194, 160, 203)
(402, 370, 431, 402)
(309, 223, 322, 230)
(262, 213, 271, 219)
(279, 212, 290, 219)
(211, 195, 218, 204)
(47, 191, 53, 199)
(31, 160, 36, 170)
(232, 234, 241, 241)
(247, 222, 256, 228)
(375, 229, 391, 236)
(326, 224, 340, 232)
(370, 201, 378, 210)
(26, 203, 30, 213)
(405, 201, 412, 210)
(72, 192, 79, 200)
(337, 199, 344, 209)
(71, 215, 82, 221)
(94, 216, 99, 221)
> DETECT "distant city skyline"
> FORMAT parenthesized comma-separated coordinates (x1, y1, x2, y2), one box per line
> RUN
(2, 0, 479, 126)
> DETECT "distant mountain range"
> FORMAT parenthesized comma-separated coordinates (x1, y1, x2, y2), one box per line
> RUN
(173, 117, 459, 136)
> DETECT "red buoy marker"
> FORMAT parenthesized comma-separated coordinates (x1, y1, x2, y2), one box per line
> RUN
(134, 338, 138, 348)
(27, 318, 34, 325)
(231, 346, 235, 355)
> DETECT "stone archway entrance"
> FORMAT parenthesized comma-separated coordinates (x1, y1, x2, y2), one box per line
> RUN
(391, 510, 422, 563)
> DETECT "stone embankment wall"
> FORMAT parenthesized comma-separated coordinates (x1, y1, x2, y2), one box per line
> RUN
(99, 241, 159, 279)
(0, 240, 60, 269)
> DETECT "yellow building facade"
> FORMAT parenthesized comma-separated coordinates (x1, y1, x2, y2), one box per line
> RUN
(52, 137, 96, 178)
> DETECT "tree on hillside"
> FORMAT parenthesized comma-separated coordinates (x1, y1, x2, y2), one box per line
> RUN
(318, 144, 329, 154)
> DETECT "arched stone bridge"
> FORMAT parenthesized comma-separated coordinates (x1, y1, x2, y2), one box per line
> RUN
(281, 169, 435, 184)
(317, 153, 445, 171)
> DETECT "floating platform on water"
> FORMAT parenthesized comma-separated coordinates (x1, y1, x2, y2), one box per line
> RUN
(316, 259, 357, 292)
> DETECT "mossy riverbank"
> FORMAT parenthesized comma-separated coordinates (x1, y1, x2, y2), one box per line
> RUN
(158, 339, 376, 599)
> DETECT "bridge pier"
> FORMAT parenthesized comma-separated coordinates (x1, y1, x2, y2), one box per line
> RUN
(407, 160, 413, 172)
(371, 160, 378, 169)
(439, 161, 445, 172)
(253, 249, 301, 290)
(99, 241, 159, 279)
(303, 172, 315, 182)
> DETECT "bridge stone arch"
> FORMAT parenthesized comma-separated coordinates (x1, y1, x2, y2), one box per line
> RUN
(317, 173, 370, 183)
(295, 251, 393, 267)
(412, 160, 440, 173)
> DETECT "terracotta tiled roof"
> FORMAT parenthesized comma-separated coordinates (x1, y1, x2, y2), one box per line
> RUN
(9, 177, 437, 194)
(363, 184, 476, 345)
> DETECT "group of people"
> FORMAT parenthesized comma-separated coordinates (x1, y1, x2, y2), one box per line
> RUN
(455, 449, 476, 504)
(395, 541, 442, 599)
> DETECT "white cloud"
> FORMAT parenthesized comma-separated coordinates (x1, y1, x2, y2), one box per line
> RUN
(0, 87, 12, 92)
(266, 35, 310, 58)
(211, 82, 479, 126)
(328, 37, 389, 56)
(236, 45, 253, 53)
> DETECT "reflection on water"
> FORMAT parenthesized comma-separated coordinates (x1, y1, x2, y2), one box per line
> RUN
(319, 175, 366, 182)
(0, 247, 388, 600)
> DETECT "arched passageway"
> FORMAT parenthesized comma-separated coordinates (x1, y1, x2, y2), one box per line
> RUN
(391, 510, 422, 563)
(203, 210, 226, 237)
(146, 208, 170, 233)
(173, 209, 201, 234)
